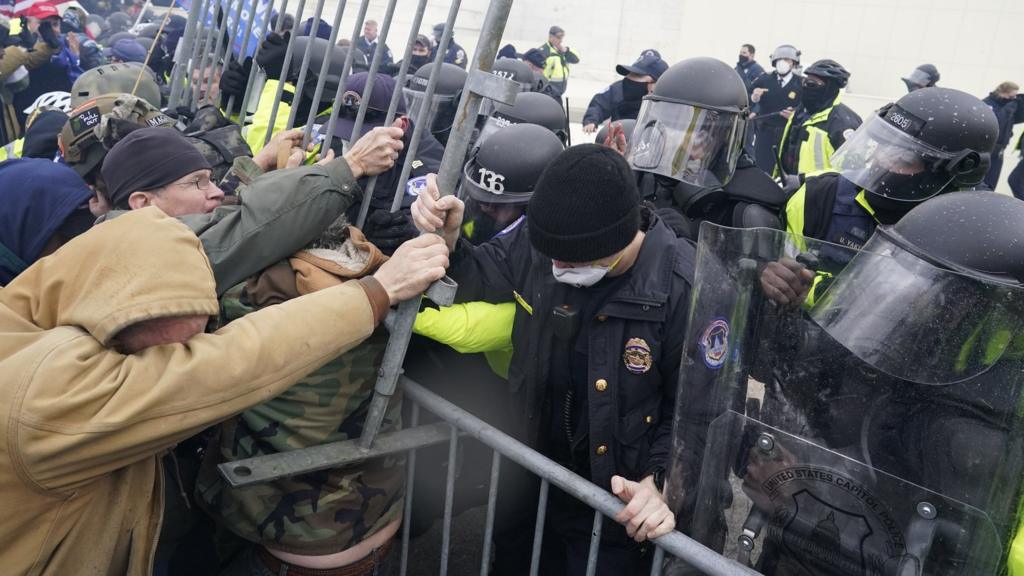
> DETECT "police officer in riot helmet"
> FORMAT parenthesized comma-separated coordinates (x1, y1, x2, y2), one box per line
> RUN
(901, 63, 940, 92)
(784, 87, 998, 253)
(666, 190, 1024, 576)
(403, 62, 467, 147)
(477, 91, 569, 147)
(628, 57, 786, 240)
(460, 123, 565, 244)
(475, 57, 539, 121)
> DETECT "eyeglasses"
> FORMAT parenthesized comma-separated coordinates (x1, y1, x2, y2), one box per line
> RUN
(171, 175, 213, 191)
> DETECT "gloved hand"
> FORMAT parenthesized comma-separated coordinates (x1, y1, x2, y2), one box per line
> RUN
(256, 31, 289, 80)
(363, 209, 420, 256)
(18, 17, 35, 48)
(219, 57, 252, 99)
(780, 173, 802, 195)
(37, 23, 61, 50)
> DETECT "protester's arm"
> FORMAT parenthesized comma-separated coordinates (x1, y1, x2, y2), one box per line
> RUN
(178, 126, 404, 295)
(0, 43, 56, 81)
(410, 173, 521, 302)
(16, 237, 448, 491)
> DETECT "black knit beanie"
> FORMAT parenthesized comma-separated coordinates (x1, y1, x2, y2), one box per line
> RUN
(101, 127, 212, 210)
(528, 144, 641, 262)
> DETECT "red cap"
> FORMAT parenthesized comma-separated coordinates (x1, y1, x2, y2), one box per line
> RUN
(23, 3, 60, 20)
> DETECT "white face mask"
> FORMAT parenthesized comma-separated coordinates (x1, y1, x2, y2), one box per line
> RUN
(551, 253, 624, 288)
(775, 60, 792, 76)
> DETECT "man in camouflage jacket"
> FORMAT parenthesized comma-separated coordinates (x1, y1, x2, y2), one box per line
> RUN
(197, 223, 405, 575)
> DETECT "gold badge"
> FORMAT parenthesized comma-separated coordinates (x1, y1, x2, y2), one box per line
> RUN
(789, 91, 797, 100)
(623, 338, 653, 374)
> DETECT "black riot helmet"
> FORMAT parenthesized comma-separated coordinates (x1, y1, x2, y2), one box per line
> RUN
(810, 191, 1024, 385)
(461, 123, 565, 242)
(902, 63, 940, 92)
(595, 118, 636, 149)
(492, 57, 535, 91)
(403, 63, 467, 146)
(106, 12, 132, 34)
(289, 36, 367, 100)
(831, 87, 998, 207)
(803, 59, 850, 88)
(627, 57, 749, 188)
(478, 58, 536, 117)
(477, 91, 568, 146)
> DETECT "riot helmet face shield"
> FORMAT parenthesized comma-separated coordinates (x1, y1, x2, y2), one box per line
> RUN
(809, 230, 1024, 385)
(628, 98, 746, 188)
(832, 113, 977, 202)
(403, 81, 458, 144)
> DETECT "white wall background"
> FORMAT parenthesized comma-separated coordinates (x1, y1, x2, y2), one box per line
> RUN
(311, 0, 1024, 191)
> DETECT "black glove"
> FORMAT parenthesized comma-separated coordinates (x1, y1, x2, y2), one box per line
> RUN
(363, 209, 419, 256)
(37, 23, 61, 50)
(256, 31, 289, 80)
(654, 206, 696, 240)
(219, 57, 252, 100)
(18, 17, 35, 48)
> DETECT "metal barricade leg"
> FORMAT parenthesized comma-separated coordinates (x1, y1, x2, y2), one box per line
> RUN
(222, 0, 261, 116)
(399, 403, 420, 576)
(585, 510, 603, 576)
(480, 452, 502, 576)
(528, 479, 550, 576)
(440, 423, 459, 576)
(649, 547, 666, 576)
(167, 0, 203, 108)
(282, 0, 327, 130)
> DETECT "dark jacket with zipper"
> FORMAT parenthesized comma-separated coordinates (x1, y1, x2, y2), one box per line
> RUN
(447, 209, 696, 488)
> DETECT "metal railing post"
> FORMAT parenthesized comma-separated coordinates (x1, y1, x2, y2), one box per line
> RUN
(237, 0, 286, 122)
(399, 403, 420, 576)
(283, 0, 327, 130)
(440, 423, 459, 576)
(223, 0, 261, 116)
(167, 0, 203, 108)
(585, 510, 603, 576)
(180, 0, 214, 109)
(480, 451, 502, 576)
(529, 479, 550, 576)
(262, 0, 308, 145)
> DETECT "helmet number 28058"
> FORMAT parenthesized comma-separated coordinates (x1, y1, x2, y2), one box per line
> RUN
(477, 168, 506, 194)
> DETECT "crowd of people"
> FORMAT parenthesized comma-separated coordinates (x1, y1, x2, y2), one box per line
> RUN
(0, 3, 1023, 576)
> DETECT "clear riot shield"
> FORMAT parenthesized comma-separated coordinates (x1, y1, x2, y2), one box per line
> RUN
(663, 223, 1024, 576)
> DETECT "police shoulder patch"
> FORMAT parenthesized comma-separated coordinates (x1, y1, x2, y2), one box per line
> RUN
(406, 175, 429, 197)
(623, 337, 653, 374)
(495, 214, 525, 237)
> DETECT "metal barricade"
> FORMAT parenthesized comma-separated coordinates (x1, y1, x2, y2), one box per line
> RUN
(168, 0, 758, 573)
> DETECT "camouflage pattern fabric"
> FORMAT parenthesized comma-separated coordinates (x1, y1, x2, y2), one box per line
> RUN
(196, 304, 404, 555)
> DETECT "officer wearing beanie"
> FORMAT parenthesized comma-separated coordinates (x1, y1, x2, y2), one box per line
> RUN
(412, 144, 694, 575)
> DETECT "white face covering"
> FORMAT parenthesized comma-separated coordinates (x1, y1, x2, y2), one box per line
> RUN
(775, 60, 793, 76)
(551, 253, 624, 288)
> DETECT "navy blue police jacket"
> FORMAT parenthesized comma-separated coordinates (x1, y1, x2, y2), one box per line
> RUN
(447, 209, 696, 487)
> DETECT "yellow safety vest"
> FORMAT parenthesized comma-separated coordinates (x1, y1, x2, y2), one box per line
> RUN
(242, 79, 293, 152)
(542, 43, 571, 83)
(0, 137, 24, 161)
(776, 94, 843, 178)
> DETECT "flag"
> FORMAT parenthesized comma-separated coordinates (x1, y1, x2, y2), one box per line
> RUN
(0, 0, 48, 18)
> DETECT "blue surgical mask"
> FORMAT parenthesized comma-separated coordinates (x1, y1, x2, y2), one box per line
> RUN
(551, 253, 624, 288)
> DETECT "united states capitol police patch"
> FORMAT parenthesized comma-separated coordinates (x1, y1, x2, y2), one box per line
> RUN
(700, 318, 729, 370)
(623, 338, 653, 374)
(406, 175, 429, 197)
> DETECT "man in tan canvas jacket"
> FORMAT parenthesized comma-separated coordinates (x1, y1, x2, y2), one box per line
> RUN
(0, 207, 448, 575)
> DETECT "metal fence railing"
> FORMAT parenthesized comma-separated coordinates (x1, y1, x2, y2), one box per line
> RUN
(168, 0, 760, 573)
